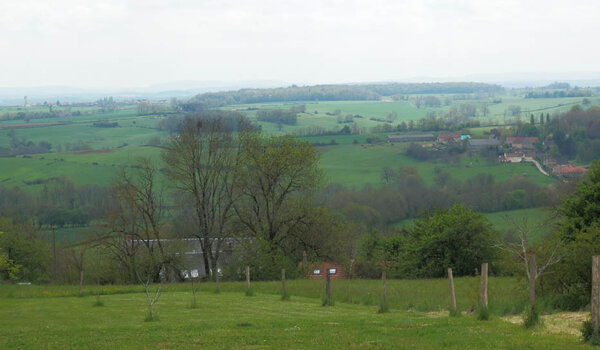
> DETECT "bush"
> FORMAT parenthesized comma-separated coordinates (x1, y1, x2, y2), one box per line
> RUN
(581, 319, 600, 345)
(523, 307, 539, 329)
(476, 306, 490, 320)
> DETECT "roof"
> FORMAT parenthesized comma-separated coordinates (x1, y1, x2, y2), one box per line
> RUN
(554, 164, 588, 174)
(437, 133, 460, 141)
(468, 139, 501, 147)
(506, 137, 539, 144)
(388, 134, 435, 141)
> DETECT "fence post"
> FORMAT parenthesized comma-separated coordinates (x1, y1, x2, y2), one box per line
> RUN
(592, 256, 600, 333)
(480, 262, 488, 308)
(281, 268, 288, 300)
(245, 266, 251, 295)
(324, 268, 331, 306)
(448, 268, 457, 313)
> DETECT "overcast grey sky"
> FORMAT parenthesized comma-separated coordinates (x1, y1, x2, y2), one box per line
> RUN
(1, 0, 599, 88)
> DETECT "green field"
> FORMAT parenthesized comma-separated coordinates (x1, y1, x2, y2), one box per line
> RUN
(0, 280, 586, 349)
(318, 143, 556, 188)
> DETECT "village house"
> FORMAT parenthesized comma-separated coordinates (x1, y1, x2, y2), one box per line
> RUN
(552, 164, 588, 178)
(499, 152, 534, 163)
(388, 134, 435, 142)
(436, 133, 461, 144)
(303, 262, 345, 280)
(506, 136, 538, 150)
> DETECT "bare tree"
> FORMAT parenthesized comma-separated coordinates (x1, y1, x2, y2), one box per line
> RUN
(105, 158, 173, 320)
(105, 158, 171, 282)
(162, 117, 243, 279)
(499, 217, 561, 313)
(67, 246, 87, 297)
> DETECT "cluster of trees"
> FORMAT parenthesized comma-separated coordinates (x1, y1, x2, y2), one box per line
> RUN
(190, 85, 379, 107)
(357, 204, 497, 278)
(94, 115, 347, 285)
(0, 109, 75, 122)
(509, 105, 600, 161)
(0, 177, 108, 226)
(256, 109, 298, 125)
(188, 83, 504, 107)
(525, 90, 592, 98)
(360, 82, 504, 96)
(0, 130, 52, 156)
(157, 110, 251, 133)
(325, 167, 567, 227)
(137, 102, 169, 116)
(92, 121, 118, 128)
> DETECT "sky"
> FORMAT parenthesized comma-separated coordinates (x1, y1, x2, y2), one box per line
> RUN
(1, 0, 599, 89)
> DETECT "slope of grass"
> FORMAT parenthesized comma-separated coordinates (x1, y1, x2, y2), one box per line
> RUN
(0, 288, 585, 349)
(319, 143, 556, 188)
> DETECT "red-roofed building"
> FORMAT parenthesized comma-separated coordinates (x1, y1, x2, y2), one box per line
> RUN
(552, 164, 588, 177)
(506, 137, 539, 150)
(300, 261, 345, 280)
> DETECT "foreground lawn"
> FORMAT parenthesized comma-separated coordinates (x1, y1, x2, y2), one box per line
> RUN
(0, 291, 586, 349)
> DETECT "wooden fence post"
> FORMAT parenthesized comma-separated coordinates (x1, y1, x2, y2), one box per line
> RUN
(480, 262, 488, 308)
(281, 268, 288, 299)
(245, 266, 251, 295)
(448, 268, 457, 312)
(324, 268, 331, 305)
(592, 256, 600, 333)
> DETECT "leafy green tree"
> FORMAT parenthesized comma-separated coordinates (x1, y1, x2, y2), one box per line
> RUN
(0, 231, 19, 281)
(0, 218, 49, 282)
(235, 134, 323, 249)
(560, 160, 600, 238)
(543, 161, 600, 309)
(390, 204, 497, 278)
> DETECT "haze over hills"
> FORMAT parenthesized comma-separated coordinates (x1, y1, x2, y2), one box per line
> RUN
(1, 72, 600, 106)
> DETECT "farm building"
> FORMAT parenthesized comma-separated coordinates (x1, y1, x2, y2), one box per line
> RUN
(499, 152, 534, 163)
(552, 164, 588, 177)
(437, 133, 461, 144)
(300, 262, 345, 280)
(467, 138, 500, 149)
(506, 137, 538, 150)
(388, 134, 435, 142)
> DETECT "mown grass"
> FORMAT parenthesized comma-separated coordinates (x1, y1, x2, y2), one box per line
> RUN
(0, 288, 585, 349)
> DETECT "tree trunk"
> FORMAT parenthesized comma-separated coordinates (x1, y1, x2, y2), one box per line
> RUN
(592, 256, 600, 333)
(210, 257, 218, 281)
(78, 269, 84, 297)
(201, 245, 211, 278)
(529, 255, 537, 312)
(246, 266, 251, 291)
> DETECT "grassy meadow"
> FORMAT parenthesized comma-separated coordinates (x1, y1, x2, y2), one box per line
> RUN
(0, 279, 588, 349)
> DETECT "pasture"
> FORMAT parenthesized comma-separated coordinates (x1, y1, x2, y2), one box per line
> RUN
(318, 143, 556, 188)
(0, 279, 587, 349)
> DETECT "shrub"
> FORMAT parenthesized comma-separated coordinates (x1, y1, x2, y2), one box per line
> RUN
(523, 307, 539, 329)
(476, 306, 490, 320)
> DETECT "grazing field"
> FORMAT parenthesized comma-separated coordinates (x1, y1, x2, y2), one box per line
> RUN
(0, 282, 585, 349)
(318, 143, 556, 188)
